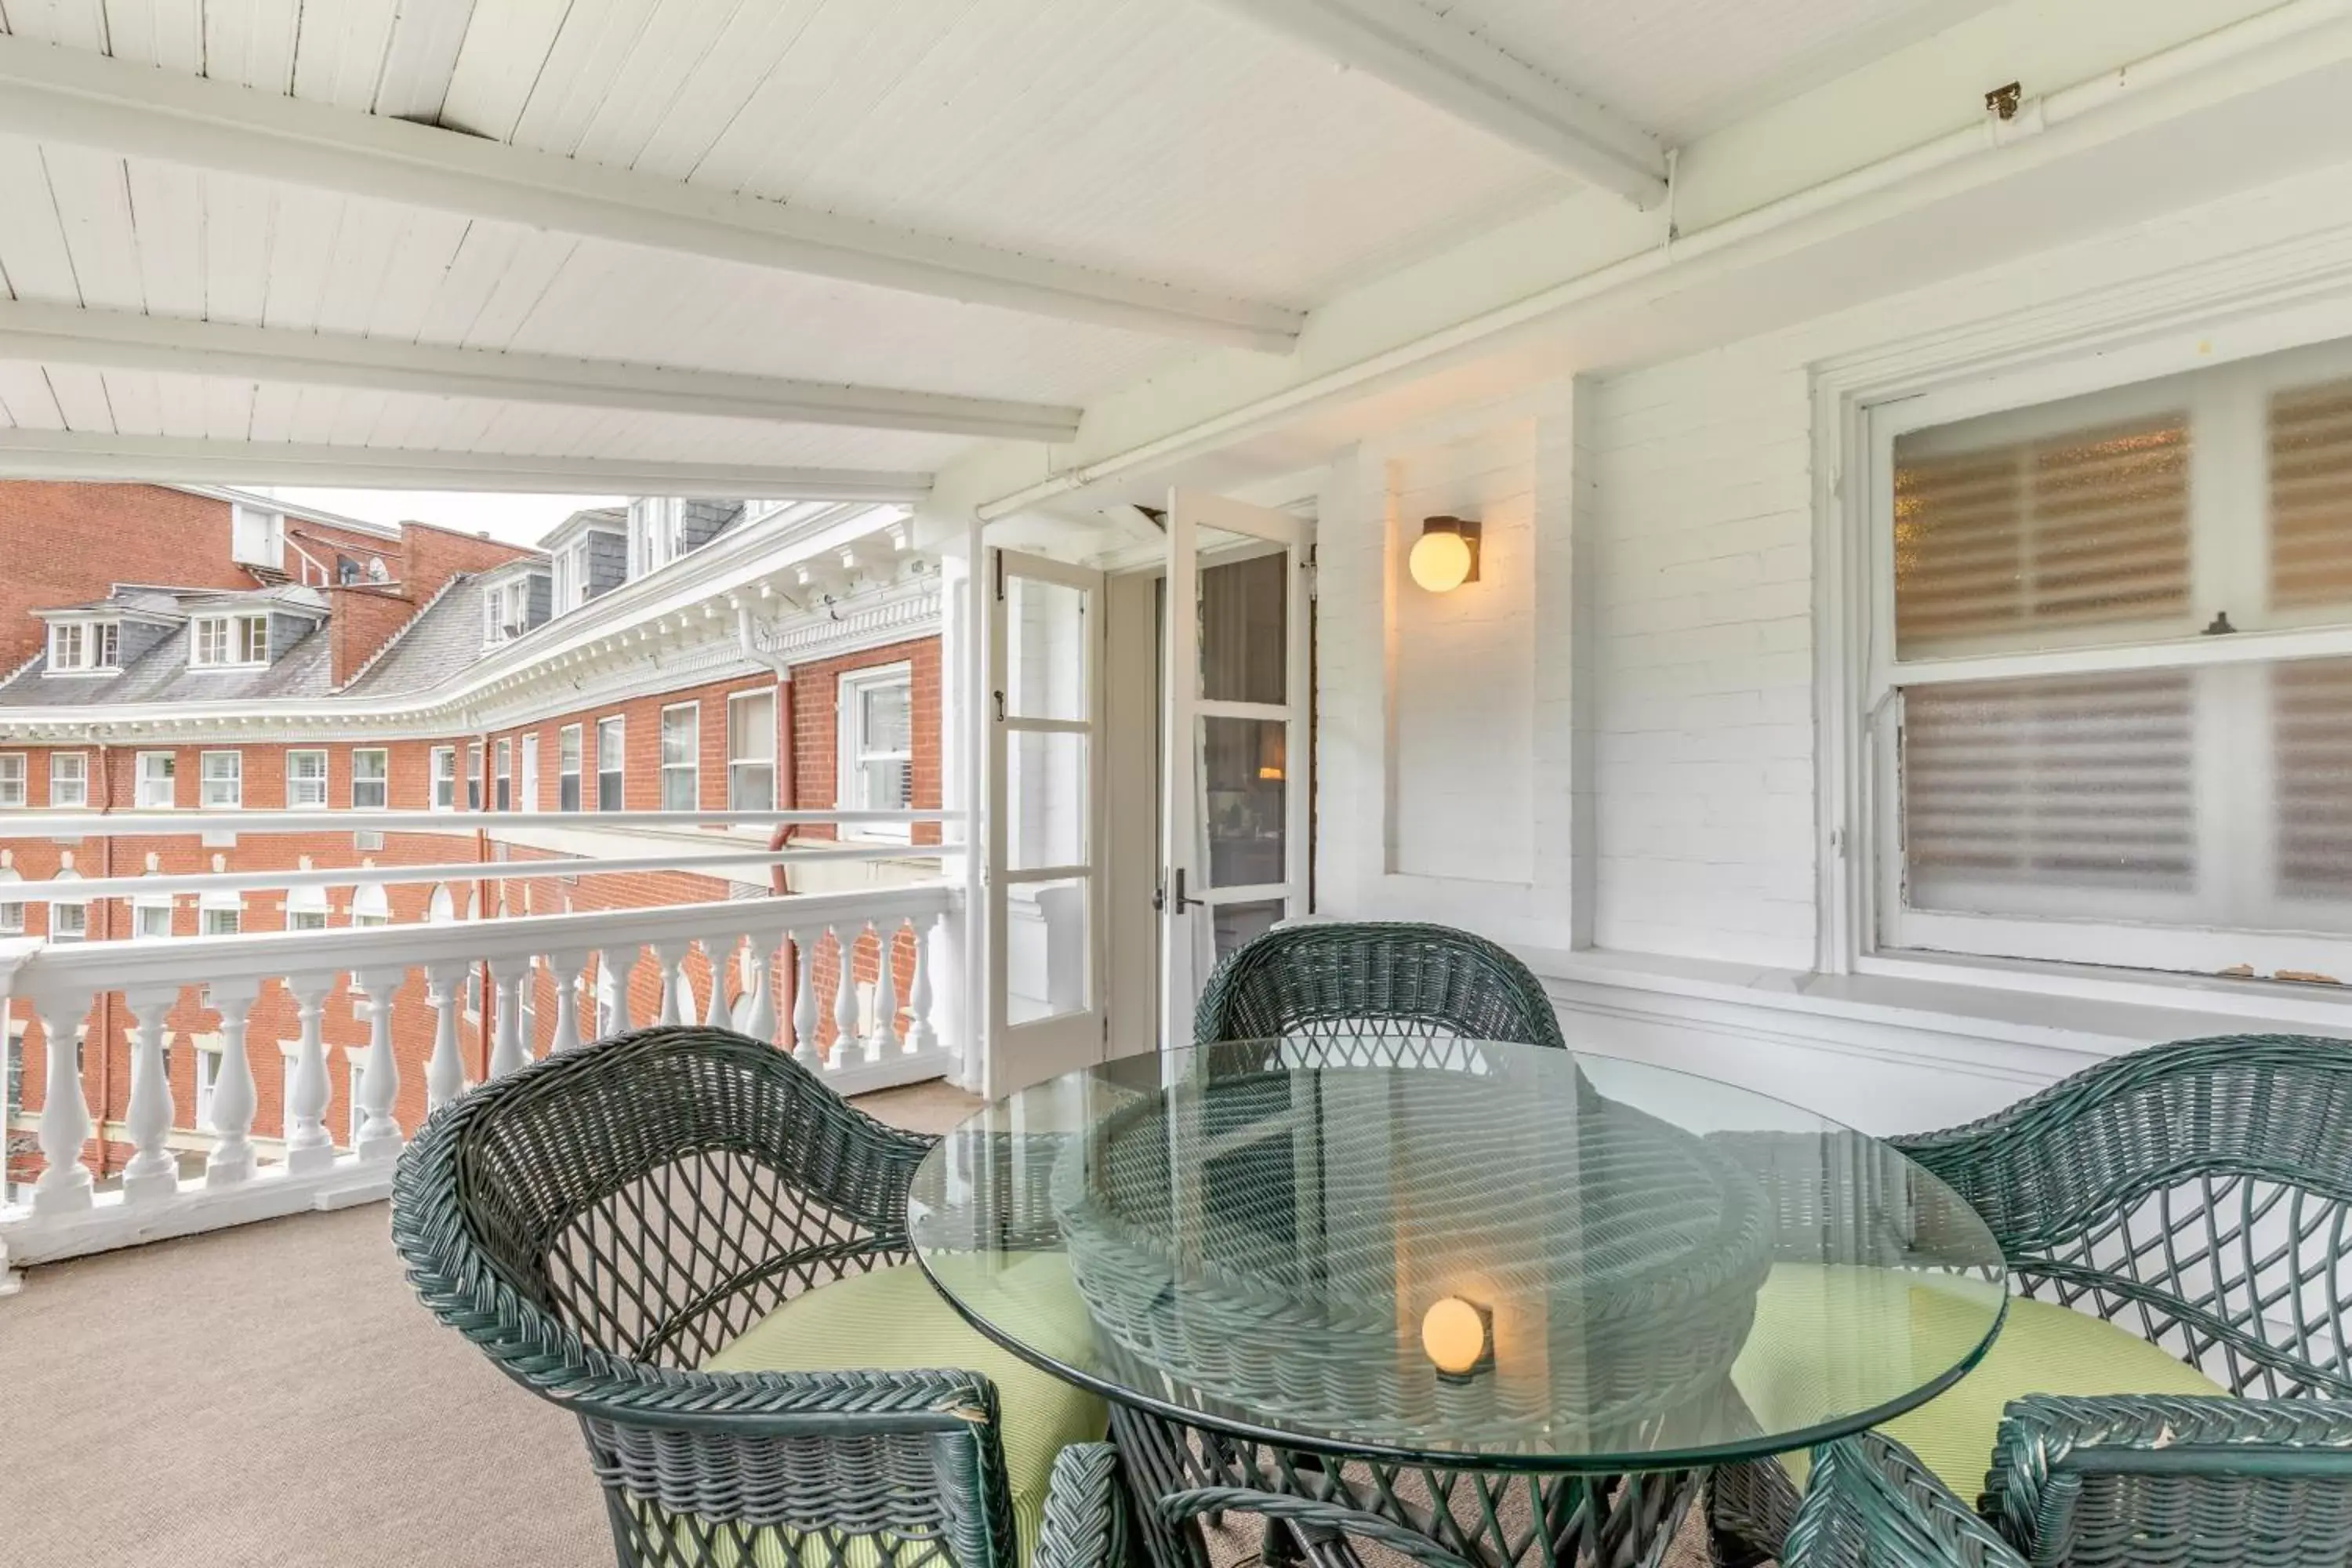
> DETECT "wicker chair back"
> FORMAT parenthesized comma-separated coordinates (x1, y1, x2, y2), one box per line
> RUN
(1191, 920, 1566, 1051)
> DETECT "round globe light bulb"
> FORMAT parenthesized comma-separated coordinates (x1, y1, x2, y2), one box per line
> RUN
(1408, 528, 1473, 593)
(1421, 1295, 1487, 1376)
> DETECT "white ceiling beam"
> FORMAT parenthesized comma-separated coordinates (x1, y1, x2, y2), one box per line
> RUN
(1208, 0, 1668, 206)
(0, 430, 931, 503)
(0, 34, 1305, 353)
(0, 299, 1083, 443)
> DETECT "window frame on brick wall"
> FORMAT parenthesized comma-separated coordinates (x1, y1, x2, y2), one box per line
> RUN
(430, 746, 456, 812)
(134, 750, 176, 809)
(728, 688, 777, 811)
(191, 612, 268, 669)
(200, 750, 241, 810)
(133, 895, 173, 939)
(466, 741, 483, 811)
(838, 662, 915, 841)
(559, 724, 583, 812)
(49, 751, 88, 808)
(494, 737, 512, 811)
(351, 748, 389, 811)
(0, 753, 26, 809)
(286, 749, 328, 810)
(1846, 327, 2352, 985)
(597, 717, 625, 812)
(46, 619, 118, 673)
(659, 702, 699, 812)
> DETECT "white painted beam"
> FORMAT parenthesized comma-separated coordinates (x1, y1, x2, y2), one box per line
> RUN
(0, 299, 1082, 442)
(0, 35, 1304, 353)
(0, 430, 931, 502)
(1210, 0, 1668, 206)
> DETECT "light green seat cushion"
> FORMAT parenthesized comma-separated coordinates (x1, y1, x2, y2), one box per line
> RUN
(1733, 1264, 2227, 1500)
(702, 1257, 1107, 1567)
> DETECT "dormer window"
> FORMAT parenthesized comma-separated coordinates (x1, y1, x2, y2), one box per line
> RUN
(552, 539, 593, 612)
(483, 577, 534, 646)
(49, 620, 118, 672)
(192, 612, 268, 667)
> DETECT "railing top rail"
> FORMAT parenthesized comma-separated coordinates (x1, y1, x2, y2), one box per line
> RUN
(8, 882, 960, 997)
(1, 808, 963, 837)
(2, 843, 955, 902)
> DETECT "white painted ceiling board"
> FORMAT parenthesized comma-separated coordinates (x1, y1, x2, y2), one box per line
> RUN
(201, 372, 252, 440)
(103, 0, 204, 70)
(127, 156, 206, 318)
(0, 364, 67, 428)
(259, 187, 348, 331)
(294, 0, 401, 111)
(204, 0, 301, 94)
(373, 0, 476, 122)
(44, 144, 143, 311)
(152, 367, 209, 437)
(100, 366, 160, 433)
(200, 169, 274, 325)
(0, 0, 108, 49)
(43, 360, 112, 428)
(0, 138, 82, 303)
(437, 0, 575, 142)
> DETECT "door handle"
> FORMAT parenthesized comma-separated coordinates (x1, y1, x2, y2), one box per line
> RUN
(1168, 866, 1205, 913)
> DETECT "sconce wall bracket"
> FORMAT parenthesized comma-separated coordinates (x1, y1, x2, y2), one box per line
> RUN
(1422, 515, 1481, 584)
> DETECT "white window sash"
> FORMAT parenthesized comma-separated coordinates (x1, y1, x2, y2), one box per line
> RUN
(287, 751, 328, 809)
(50, 753, 88, 807)
(351, 750, 389, 810)
(0, 753, 24, 808)
(136, 752, 176, 809)
(838, 666, 913, 839)
(201, 751, 241, 809)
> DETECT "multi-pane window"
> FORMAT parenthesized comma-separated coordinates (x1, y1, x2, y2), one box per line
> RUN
(194, 1050, 220, 1131)
(351, 749, 388, 811)
(430, 747, 456, 811)
(482, 578, 532, 645)
(191, 614, 268, 667)
(597, 717, 625, 811)
(559, 724, 583, 811)
(494, 738, 512, 811)
(0, 880, 23, 933)
(0, 753, 22, 808)
(49, 752, 88, 808)
(136, 751, 177, 808)
(50, 896, 86, 941)
(201, 751, 241, 809)
(628, 499, 687, 578)
(135, 901, 173, 939)
(466, 742, 482, 811)
(1871, 334, 2352, 979)
(728, 690, 777, 811)
(659, 704, 699, 811)
(201, 903, 241, 937)
(48, 620, 117, 671)
(839, 666, 914, 835)
(553, 540, 594, 612)
(286, 750, 328, 809)
(287, 906, 328, 932)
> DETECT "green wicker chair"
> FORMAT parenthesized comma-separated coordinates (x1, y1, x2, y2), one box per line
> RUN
(1192, 920, 1566, 1051)
(390, 1024, 1131, 1568)
(1710, 1033, 2352, 1568)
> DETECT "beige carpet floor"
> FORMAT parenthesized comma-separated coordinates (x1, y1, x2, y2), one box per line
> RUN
(0, 1076, 1714, 1568)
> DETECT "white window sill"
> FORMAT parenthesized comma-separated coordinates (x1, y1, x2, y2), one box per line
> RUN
(188, 662, 268, 672)
(42, 668, 118, 678)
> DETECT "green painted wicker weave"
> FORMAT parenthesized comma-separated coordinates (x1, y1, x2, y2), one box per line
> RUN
(1708, 1033, 2352, 1568)
(1192, 921, 1567, 1052)
(389, 1024, 1131, 1568)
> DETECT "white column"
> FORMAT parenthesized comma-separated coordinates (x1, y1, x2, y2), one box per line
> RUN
(933, 898, 971, 1089)
(353, 964, 405, 1160)
(424, 960, 468, 1109)
(699, 932, 736, 1029)
(488, 956, 529, 1078)
(282, 972, 336, 1175)
(119, 986, 179, 1204)
(30, 988, 95, 1214)
(203, 979, 261, 1188)
(789, 931, 820, 1066)
(547, 949, 589, 1052)
(866, 917, 901, 1058)
(833, 924, 861, 1067)
(652, 940, 689, 1025)
(906, 912, 938, 1054)
(597, 947, 634, 1034)
(742, 927, 786, 1046)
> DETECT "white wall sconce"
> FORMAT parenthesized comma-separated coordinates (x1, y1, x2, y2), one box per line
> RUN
(1408, 515, 1481, 593)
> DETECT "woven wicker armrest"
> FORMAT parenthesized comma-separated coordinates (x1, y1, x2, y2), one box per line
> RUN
(1784, 1434, 2030, 1568)
(1982, 1394, 2352, 1568)
(1036, 1445, 1131, 1568)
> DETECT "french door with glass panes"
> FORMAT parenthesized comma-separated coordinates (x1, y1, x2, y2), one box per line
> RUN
(1161, 490, 1313, 1048)
(986, 549, 1108, 1094)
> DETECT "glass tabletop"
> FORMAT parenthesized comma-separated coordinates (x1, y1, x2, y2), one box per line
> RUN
(908, 1039, 2007, 1472)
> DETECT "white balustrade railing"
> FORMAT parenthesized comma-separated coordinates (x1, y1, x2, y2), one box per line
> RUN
(0, 880, 965, 1270)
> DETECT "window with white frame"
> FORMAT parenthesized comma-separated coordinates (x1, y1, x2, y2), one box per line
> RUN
(191, 613, 268, 667)
(494, 738, 512, 811)
(430, 746, 456, 811)
(728, 689, 777, 811)
(559, 724, 583, 811)
(350, 880, 391, 927)
(285, 882, 329, 931)
(200, 751, 241, 809)
(553, 539, 593, 612)
(49, 752, 88, 808)
(0, 869, 23, 934)
(194, 1047, 220, 1131)
(49, 878, 86, 941)
(134, 897, 173, 939)
(628, 499, 687, 578)
(47, 619, 118, 672)
(597, 717, 625, 811)
(286, 750, 328, 809)
(659, 704, 699, 811)
(838, 664, 913, 837)
(521, 732, 539, 812)
(0, 753, 22, 808)
(201, 900, 241, 937)
(135, 751, 177, 809)
(466, 742, 482, 811)
(351, 749, 388, 811)
(482, 576, 532, 646)
(1864, 332, 2352, 982)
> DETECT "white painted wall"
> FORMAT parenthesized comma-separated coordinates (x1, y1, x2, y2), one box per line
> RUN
(1313, 157, 2352, 1133)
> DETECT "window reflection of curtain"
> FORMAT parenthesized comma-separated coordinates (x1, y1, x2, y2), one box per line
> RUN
(1200, 553, 1287, 705)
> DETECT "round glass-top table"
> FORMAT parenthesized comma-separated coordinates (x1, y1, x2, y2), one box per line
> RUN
(909, 1040, 2006, 1568)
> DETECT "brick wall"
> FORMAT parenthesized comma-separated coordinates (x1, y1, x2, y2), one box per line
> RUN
(786, 636, 944, 844)
(328, 583, 420, 685)
(0, 484, 254, 670)
(398, 521, 537, 601)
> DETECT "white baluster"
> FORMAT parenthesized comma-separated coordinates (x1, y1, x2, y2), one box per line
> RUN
(29, 988, 96, 1214)
(119, 986, 179, 1204)
(353, 964, 405, 1160)
(653, 940, 689, 1025)
(699, 932, 736, 1029)
(203, 979, 261, 1187)
(424, 960, 468, 1109)
(282, 972, 336, 1175)
(866, 918, 901, 1060)
(548, 949, 589, 1052)
(905, 913, 938, 1054)
(597, 947, 633, 1034)
(789, 931, 820, 1066)
(488, 956, 529, 1078)
(833, 925, 860, 1068)
(742, 928, 785, 1045)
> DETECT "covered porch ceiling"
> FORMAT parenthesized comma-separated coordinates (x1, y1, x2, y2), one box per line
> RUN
(2, 0, 2350, 539)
